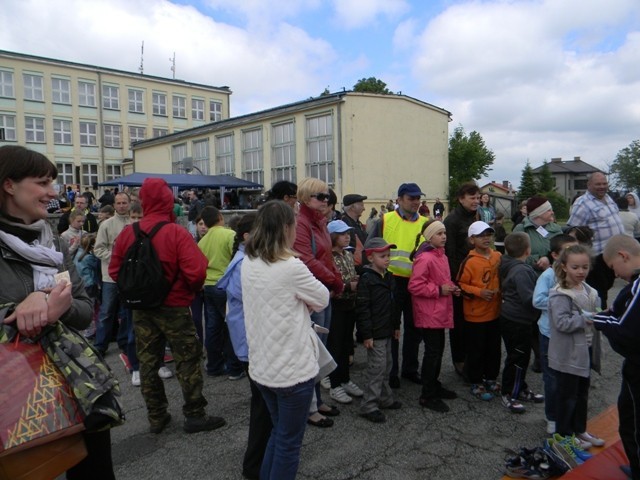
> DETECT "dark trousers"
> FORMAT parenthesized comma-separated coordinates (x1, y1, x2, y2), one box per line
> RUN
(554, 370, 590, 436)
(327, 305, 356, 388)
(619, 360, 640, 480)
(500, 318, 532, 398)
(390, 276, 422, 378)
(587, 253, 616, 309)
(203, 286, 243, 376)
(420, 328, 445, 399)
(190, 290, 204, 344)
(242, 363, 272, 480)
(464, 319, 501, 384)
(66, 430, 114, 480)
(449, 295, 466, 364)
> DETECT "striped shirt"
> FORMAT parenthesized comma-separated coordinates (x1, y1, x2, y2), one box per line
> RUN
(567, 191, 624, 254)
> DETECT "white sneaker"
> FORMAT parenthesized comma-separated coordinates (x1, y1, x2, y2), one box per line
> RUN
(329, 386, 353, 404)
(578, 431, 605, 447)
(546, 420, 556, 434)
(158, 366, 174, 379)
(342, 380, 364, 397)
(320, 376, 331, 390)
(131, 370, 141, 387)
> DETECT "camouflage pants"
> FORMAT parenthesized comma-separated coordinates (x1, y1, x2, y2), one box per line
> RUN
(133, 306, 207, 425)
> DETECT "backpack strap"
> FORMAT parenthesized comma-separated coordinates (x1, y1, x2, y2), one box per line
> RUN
(134, 221, 169, 239)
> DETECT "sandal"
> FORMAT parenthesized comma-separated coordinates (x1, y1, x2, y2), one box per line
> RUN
(318, 405, 340, 417)
(307, 416, 334, 428)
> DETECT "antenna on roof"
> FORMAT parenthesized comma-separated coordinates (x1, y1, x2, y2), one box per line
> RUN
(139, 41, 144, 75)
(169, 52, 176, 79)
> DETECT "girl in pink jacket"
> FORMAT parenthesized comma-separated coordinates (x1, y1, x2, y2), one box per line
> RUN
(408, 221, 461, 413)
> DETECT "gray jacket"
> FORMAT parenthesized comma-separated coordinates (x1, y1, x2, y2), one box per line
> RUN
(548, 284, 601, 377)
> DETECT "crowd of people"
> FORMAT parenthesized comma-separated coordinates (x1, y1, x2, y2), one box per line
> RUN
(2, 144, 639, 480)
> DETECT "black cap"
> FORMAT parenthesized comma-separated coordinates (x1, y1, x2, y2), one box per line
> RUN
(343, 194, 368, 206)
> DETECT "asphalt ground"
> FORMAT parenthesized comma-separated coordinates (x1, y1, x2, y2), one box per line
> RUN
(107, 281, 626, 480)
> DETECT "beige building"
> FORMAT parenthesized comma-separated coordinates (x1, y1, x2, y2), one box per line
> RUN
(532, 156, 602, 205)
(0, 50, 230, 190)
(133, 92, 451, 208)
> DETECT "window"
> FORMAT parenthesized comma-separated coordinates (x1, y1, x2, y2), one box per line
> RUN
(152, 127, 168, 138)
(51, 78, 71, 104)
(23, 73, 43, 101)
(271, 122, 296, 183)
(105, 164, 122, 181)
(56, 162, 74, 185)
(242, 128, 263, 185)
(128, 89, 144, 113)
(53, 119, 72, 145)
(82, 164, 99, 187)
(0, 114, 17, 141)
(192, 139, 210, 174)
(102, 85, 119, 110)
(172, 95, 186, 118)
(209, 100, 222, 122)
(0, 71, 14, 98)
(171, 143, 187, 174)
(78, 81, 96, 107)
(192, 98, 205, 120)
(305, 114, 334, 185)
(79, 121, 97, 146)
(25, 117, 45, 143)
(152, 92, 167, 115)
(129, 126, 146, 145)
(215, 135, 234, 175)
(574, 179, 588, 190)
(103, 124, 122, 148)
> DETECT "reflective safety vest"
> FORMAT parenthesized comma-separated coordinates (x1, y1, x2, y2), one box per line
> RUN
(382, 210, 427, 277)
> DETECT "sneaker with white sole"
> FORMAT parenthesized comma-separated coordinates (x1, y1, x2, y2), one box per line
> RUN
(131, 370, 141, 387)
(577, 431, 605, 447)
(342, 380, 364, 397)
(501, 394, 526, 413)
(518, 388, 544, 403)
(329, 386, 353, 404)
(320, 376, 331, 389)
(158, 366, 174, 379)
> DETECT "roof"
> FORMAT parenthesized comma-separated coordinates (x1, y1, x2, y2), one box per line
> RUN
(99, 172, 262, 189)
(532, 159, 602, 175)
(480, 182, 512, 193)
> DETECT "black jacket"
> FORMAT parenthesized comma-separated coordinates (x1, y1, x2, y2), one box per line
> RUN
(356, 266, 398, 340)
(499, 255, 539, 325)
(57, 209, 99, 235)
(444, 204, 478, 280)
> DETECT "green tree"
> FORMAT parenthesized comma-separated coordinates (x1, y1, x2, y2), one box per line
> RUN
(448, 125, 495, 203)
(544, 190, 570, 221)
(518, 161, 538, 202)
(353, 77, 392, 94)
(610, 139, 640, 191)
(537, 161, 555, 193)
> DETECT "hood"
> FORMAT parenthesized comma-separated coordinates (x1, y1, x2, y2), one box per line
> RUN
(628, 192, 640, 211)
(499, 255, 522, 277)
(414, 242, 442, 258)
(140, 178, 176, 218)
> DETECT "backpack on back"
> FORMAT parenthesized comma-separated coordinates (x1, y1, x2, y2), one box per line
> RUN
(117, 221, 172, 310)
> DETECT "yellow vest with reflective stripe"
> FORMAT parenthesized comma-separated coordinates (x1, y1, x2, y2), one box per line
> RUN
(382, 210, 427, 277)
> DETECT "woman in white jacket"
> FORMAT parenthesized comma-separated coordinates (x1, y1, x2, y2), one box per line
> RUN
(241, 200, 330, 480)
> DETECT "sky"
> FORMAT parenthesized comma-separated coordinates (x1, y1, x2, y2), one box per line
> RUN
(1, 0, 639, 189)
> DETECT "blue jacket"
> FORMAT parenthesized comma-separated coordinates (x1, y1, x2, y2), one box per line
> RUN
(217, 245, 248, 362)
(533, 267, 556, 338)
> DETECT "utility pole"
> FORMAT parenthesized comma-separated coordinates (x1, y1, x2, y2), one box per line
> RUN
(139, 41, 144, 74)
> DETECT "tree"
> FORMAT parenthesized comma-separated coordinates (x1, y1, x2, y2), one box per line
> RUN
(610, 139, 640, 191)
(353, 77, 391, 94)
(544, 190, 570, 221)
(518, 161, 538, 202)
(537, 161, 555, 193)
(448, 125, 495, 204)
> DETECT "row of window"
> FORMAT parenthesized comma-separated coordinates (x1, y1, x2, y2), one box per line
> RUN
(169, 115, 334, 186)
(56, 162, 122, 188)
(0, 70, 223, 121)
(0, 113, 168, 146)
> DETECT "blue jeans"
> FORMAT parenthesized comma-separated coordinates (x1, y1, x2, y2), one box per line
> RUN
(94, 282, 120, 354)
(257, 378, 315, 480)
(203, 285, 242, 375)
(539, 333, 557, 422)
(120, 309, 139, 371)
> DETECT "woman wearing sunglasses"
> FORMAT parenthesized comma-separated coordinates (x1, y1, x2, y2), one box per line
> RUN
(293, 178, 345, 428)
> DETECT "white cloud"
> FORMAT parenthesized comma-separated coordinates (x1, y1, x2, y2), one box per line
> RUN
(331, 0, 411, 30)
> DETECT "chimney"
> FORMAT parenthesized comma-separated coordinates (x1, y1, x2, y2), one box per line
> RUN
(502, 181, 509, 188)
(573, 156, 581, 161)
(551, 157, 562, 163)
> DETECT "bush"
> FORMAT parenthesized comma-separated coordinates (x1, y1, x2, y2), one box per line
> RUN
(543, 190, 570, 221)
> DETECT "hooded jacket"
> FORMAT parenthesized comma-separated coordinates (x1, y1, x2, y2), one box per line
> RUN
(499, 255, 539, 325)
(109, 178, 207, 307)
(627, 192, 640, 220)
(457, 249, 502, 322)
(356, 265, 398, 340)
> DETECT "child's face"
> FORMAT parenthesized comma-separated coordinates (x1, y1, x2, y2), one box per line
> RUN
(71, 216, 85, 230)
(429, 229, 447, 248)
(130, 212, 143, 222)
(368, 250, 390, 272)
(562, 253, 590, 286)
(197, 220, 209, 237)
(335, 232, 350, 249)
(470, 232, 493, 251)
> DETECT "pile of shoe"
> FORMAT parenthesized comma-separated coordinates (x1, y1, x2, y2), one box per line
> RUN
(542, 432, 604, 472)
(504, 446, 553, 479)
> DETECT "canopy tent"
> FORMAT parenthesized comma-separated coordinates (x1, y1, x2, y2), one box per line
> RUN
(99, 172, 262, 189)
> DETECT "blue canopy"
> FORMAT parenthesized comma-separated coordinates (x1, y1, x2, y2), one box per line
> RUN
(100, 172, 262, 189)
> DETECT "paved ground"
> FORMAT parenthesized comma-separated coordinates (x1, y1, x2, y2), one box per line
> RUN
(107, 281, 626, 480)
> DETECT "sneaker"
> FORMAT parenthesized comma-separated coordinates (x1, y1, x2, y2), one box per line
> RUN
(163, 348, 174, 363)
(158, 366, 174, 379)
(360, 410, 386, 423)
(518, 388, 544, 403)
(228, 371, 246, 381)
(470, 384, 494, 401)
(550, 436, 581, 469)
(553, 434, 591, 461)
(501, 395, 526, 413)
(320, 376, 331, 389)
(389, 376, 400, 389)
(419, 396, 450, 413)
(504, 454, 547, 479)
(484, 380, 501, 395)
(342, 380, 364, 397)
(149, 413, 171, 434)
(131, 370, 141, 387)
(329, 386, 353, 404)
(577, 431, 605, 447)
(119, 352, 132, 371)
(546, 420, 556, 435)
(543, 439, 571, 474)
(183, 415, 226, 434)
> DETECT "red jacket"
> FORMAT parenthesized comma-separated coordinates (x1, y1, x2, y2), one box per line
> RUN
(109, 178, 207, 307)
(294, 204, 344, 294)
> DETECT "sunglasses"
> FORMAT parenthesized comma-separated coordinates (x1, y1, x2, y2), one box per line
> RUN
(310, 193, 330, 202)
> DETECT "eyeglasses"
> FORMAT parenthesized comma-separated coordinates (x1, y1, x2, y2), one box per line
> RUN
(310, 193, 330, 202)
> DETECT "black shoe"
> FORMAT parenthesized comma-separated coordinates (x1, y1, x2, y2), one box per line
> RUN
(318, 405, 340, 417)
(389, 376, 400, 389)
(419, 397, 450, 413)
(307, 416, 334, 428)
(360, 410, 386, 423)
(401, 373, 422, 385)
(437, 387, 458, 400)
(149, 413, 171, 434)
(380, 400, 402, 410)
(183, 415, 226, 433)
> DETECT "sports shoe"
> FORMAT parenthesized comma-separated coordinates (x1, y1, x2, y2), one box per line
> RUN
(550, 436, 581, 469)
(577, 431, 605, 447)
(546, 420, 556, 434)
(470, 384, 494, 401)
(554, 433, 592, 451)
(149, 413, 171, 434)
(131, 370, 141, 387)
(484, 380, 501, 395)
(329, 386, 353, 404)
(163, 348, 174, 363)
(504, 453, 549, 479)
(158, 366, 174, 379)
(543, 439, 571, 475)
(419, 396, 450, 413)
(320, 376, 331, 389)
(518, 388, 544, 403)
(119, 352, 132, 371)
(360, 410, 386, 423)
(342, 380, 364, 397)
(502, 395, 526, 413)
(552, 434, 591, 462)
(228, 371, 246, 381)
(183, 415, 226, 434)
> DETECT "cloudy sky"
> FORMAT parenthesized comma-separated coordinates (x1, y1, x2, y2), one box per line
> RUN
(1, 0, 639, 188)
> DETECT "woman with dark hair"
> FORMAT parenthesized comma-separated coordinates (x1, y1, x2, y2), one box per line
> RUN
(478, 193, 496, 226)
(266, 180, 298, 208)
(0, 145, 113, 478)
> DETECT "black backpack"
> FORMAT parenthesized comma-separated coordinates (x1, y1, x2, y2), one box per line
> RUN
(117, 221, 172, 310)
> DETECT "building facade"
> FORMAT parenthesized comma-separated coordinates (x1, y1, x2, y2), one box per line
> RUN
(133, 92, 452, 209)
(0, 50, 231, 190)
(532, 156, 602, 204)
